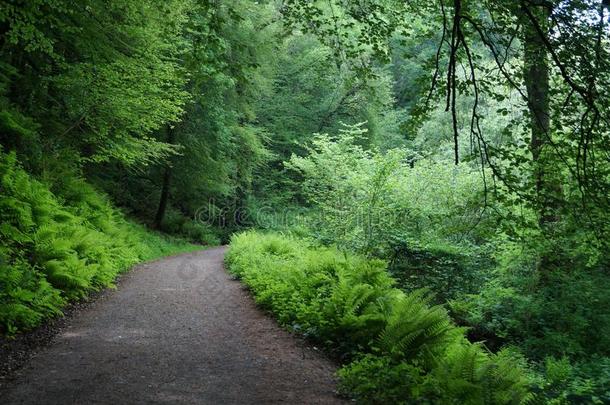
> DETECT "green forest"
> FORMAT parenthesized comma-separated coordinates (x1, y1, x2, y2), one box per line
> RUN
(1, 0, 609, 403)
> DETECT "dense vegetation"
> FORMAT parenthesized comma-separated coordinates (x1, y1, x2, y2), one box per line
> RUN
(226, 232, 530, 404)
(0, 149, 198, 334)
(1, 0, 610, 403)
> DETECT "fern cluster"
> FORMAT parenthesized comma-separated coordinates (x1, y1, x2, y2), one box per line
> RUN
(0, 151, 196, 335)
(225, 231, 531, 404)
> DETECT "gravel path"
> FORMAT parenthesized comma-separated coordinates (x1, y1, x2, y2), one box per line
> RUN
(1, 247, 345, 404)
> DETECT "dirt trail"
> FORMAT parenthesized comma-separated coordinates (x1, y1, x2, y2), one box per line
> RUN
(1, 247, 344, 404)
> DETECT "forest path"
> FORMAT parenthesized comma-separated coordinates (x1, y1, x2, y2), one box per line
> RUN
(2, 246, 344, 404)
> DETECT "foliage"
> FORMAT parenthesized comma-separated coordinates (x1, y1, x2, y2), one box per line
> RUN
(451, 239, 610, 361)
(0, 150, 197, 335)
(527, 357, 610, 404)
(340, 347, 531, 405)
(226, 231, 530, 403)
(159, 208, 220, 246)
(285, 123, 494, 299)
(286, 124, 494, 250)
(337, 354, 429, 404)
(1, 0, 609, 401)
(0, 0, 191, 166)
(388, 237, 492, 303)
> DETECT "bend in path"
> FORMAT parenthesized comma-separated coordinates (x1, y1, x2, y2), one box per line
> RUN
(2, 246, 344, 404)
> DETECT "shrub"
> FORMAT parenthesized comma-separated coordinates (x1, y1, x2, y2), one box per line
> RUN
(387, 236, 492, 303)
(337, 355, 428, 404)
(527, 357, 610, 404)
(451, 239, 610, 361)
(225, 231, 530, 403)
(0, 151, 197, 334)
(179, 220, 221, 245)
(161, 208, 220, 245)
(284, 125, 496, 256)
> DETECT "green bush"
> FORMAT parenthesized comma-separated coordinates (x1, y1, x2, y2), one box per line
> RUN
(284, 125, 497, 305)
(448, 237, 610, 403)
(0, 151, 197, 334)
(225, 231, 530, 403)
(387, 236, 492, 303)
(160, 208, 220, 245)
(450, 239, 610, 360)
(285, 126, 496, 256)
(337, 355, 429, 404)
(526, 357, 610, 404)
(179, 220, 221, 246)
(339, 347, 530, 405)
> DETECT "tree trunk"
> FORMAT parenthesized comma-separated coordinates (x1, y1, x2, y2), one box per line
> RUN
(153, 125, 175, 229)
(522, 2, 551, 222)
(521, 1, 561, 277)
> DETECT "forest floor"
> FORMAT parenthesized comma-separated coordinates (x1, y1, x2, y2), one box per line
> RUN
(0, 246, 345, 404)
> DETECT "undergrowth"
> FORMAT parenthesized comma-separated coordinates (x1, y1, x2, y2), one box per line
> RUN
(0, 151, 198, 335)
(225, 231, 531, 404)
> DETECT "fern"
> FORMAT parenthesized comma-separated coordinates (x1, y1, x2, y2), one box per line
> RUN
(226, 231, 532, 403)
(377, 289, 458, 366)
(0, 151, 196, 335)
